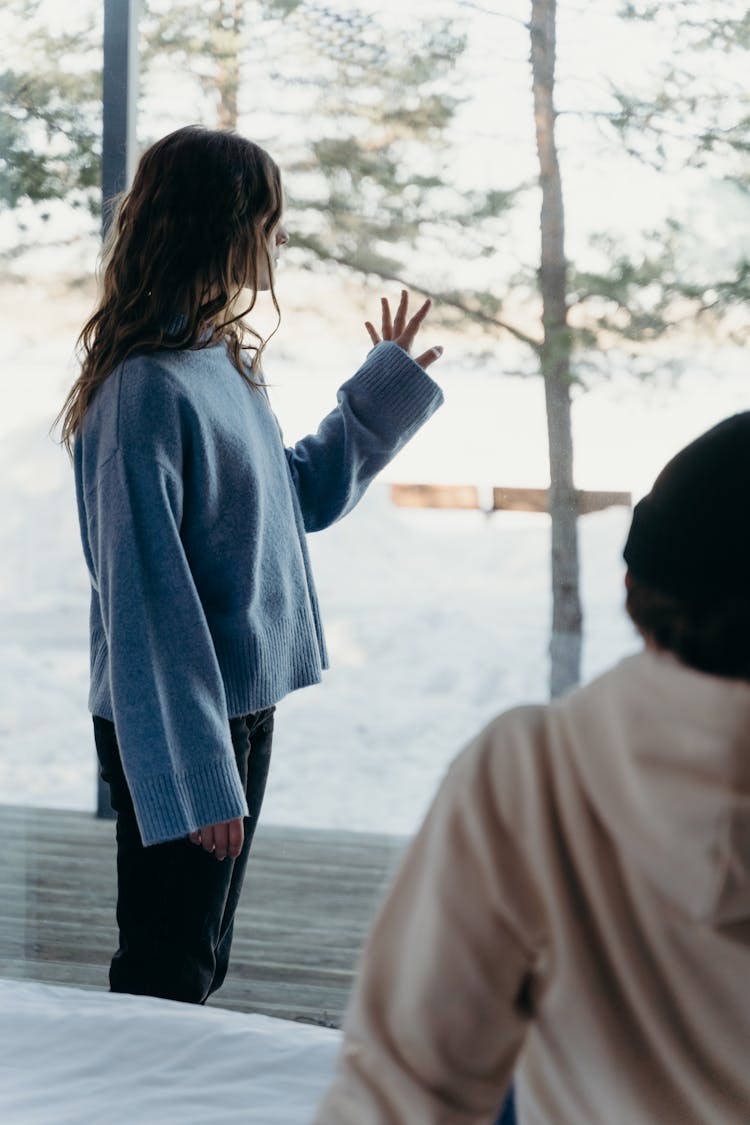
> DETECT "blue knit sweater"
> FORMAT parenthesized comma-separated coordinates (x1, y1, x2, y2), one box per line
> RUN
(74, 340, 443, 845)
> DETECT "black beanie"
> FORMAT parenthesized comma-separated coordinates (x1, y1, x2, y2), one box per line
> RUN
(623, 412, 750, 602)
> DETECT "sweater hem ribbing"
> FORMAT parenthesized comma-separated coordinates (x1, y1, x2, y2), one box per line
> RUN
(88, 606, 328, 723)
(214, 608, 326, 716)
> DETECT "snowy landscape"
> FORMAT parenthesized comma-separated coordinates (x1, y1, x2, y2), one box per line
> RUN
(3, 269, 749, 836)
(3, 2, 750, 1120)
(3, 265, 748, 1124)
(4, 0, 750, 839)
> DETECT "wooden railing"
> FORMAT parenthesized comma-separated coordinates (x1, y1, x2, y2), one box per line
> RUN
(390, 484, 632, 514)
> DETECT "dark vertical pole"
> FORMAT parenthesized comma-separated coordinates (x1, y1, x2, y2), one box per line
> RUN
(101, 0, 140, 235)
(97, 0, 139, 819)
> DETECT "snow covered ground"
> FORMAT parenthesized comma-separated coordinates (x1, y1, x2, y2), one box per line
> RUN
(2, 271, 748, 835)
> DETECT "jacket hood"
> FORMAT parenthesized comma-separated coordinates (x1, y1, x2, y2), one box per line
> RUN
(561, 650, 750, 927)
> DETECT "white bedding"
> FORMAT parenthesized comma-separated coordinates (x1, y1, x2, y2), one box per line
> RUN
(0, 979, 339, 1124)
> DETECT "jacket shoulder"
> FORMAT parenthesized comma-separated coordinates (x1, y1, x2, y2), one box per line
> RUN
(450, 703, 562, 843)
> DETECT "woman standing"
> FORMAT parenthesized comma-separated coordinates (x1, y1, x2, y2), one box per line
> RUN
(57, 125, 444, 1004)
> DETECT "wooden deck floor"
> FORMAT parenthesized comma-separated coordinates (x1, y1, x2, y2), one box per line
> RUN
(0, 804, 407, 1027)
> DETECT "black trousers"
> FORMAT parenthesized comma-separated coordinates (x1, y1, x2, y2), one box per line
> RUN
(93, 707, 275, 1005)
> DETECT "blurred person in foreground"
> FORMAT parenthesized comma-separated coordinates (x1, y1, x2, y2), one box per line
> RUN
(315, 414, 750, 1124)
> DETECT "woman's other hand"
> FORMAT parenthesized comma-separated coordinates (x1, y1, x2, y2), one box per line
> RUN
(365, 290, 444, 370)
(188, 818, 244, 861)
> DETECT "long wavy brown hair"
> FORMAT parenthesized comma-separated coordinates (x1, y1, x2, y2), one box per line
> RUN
(56, 125, 284, 456)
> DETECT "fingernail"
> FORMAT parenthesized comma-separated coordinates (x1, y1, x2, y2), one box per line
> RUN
(436, 346, 444, 355)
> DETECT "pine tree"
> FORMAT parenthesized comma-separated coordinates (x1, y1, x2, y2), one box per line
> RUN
(568, 1, 750, 356)
(0, 0, 101, 231)
(464, 0, 750, 695)
(140, 0, 498, 281)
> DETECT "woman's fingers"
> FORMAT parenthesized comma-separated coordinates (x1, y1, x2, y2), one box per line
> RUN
(368, 292, 438, 357)
(381, 296, 393, 339)
(214, 824, 231, 861)
(192, 819, 244, 860)
(400, 297, 432, 349)
(227, 818, 244, 859)
(213, 819, 243, 861)
(392, 289, 408, 337)
(414, 344, 444, 370)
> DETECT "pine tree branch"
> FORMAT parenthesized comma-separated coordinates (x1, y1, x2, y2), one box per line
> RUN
(456, 0, 529, 26)
(297, 248, 542, 353)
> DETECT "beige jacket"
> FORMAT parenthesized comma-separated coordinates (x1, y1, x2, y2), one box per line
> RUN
(315, 651, 750, 1124)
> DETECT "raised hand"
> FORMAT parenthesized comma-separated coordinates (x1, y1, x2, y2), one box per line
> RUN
(365, 290, 444, 370)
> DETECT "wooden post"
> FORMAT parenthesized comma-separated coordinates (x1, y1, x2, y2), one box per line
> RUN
(97, 0, 139, 819)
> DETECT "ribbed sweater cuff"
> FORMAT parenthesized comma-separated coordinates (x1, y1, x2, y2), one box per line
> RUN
(130, 756, 249, 847)
(351, 341, 444, 437)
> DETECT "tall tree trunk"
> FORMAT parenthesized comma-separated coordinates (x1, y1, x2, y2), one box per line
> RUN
(530, 0, 582, 697)
(216, 0, 243, 130)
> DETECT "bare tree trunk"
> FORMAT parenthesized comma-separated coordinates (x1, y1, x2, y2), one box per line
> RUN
(216, 0, 243, 130)
(530, 0, 582, 697)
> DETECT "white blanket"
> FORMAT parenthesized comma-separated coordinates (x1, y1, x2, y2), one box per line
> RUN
(0, 979, 339, 1124)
